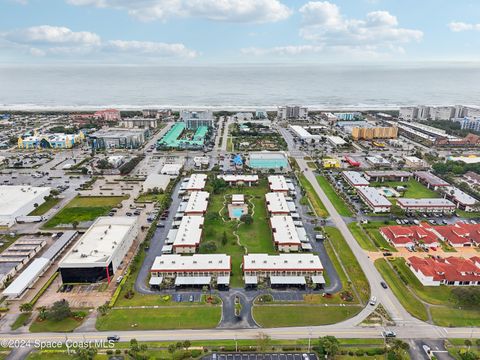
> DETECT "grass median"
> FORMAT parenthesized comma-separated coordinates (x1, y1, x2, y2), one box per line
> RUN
(317, 176, 352, 217)
(324, 227, 370, 304)
(28, 197, 61, 216)
(297, 173, 328, 218)
(347, 222, 377, 251)
(374, 258, 428, 321)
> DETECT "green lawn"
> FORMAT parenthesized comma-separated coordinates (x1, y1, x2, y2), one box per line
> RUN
(374, 259, 429, 321)
(136, 193, 164, 203)
(297, 173, 329, 218)
(324, 227, 370, 303)
(29, 316, 85, 333)
(361, 221, 397, 252)
(317, 176, 353, 217)
(252, 305, 362, 327)
(370, 179, 439, 199)
(347, 222, 377, 251)
(200, 178, 275, 287)
(96, 306, 221, 330)
(28, 197, 61, 216)
(11, 312, 31, 330)
(227, 137, 234, 152)
(431, 307, 480, 327)
(27, 352, 74, 360)
(44, 196, 127, 228)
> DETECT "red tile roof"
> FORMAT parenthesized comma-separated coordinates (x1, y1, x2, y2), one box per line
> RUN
(408, 256, 480, 283)
(432, 222, 479, 245)
(380, 225, 439, 246)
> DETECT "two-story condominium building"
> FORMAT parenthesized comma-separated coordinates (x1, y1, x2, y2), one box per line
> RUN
(217, 174, 259, 186)
(268, 175, 289, 193)
(364, 170, 412, 183)
(413, 171, 449, 190)
(150, 254, 231, 289)
(243, 253, 324, 288)
(379, 224, 440, 248)
(270, 215, 302, 252)
(356, 186, 392, 213)
(342, 171, 370, 187)
(443, 186, 478, 212)
(396, 198, 456, 214)
(172, 216, 204, 254)
(265, 192, 290, 215)
(431, 222, 480, 247)
(184, 191, 209, 216)
(182, 174, 208, 192)
(407, 256, 480, 286)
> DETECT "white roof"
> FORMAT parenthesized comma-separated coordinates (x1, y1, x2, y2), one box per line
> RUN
(357, 187, 392, 207)
(185, 191, 209, 214)
(343, 171, 369, 186)
(366, 156, 391, 165)
(151, 254, 231, 272)
(270, 216, 302, 246)
(185, 174, 207, 190)
(232, 194, 244, 203)
(289, 125, 321, 139)
(218, 174, 259, 182)
(172, 216, 204, 247)
(161, 163, 183, 174)
(327, 135, 347, 146)
(270, 276, 306, 285)
(268, 175, 289, 192)
(447, 156, 480, 164)
(243, 253, 323, 271)
(143, 173, 171, 191)
(265, 192, 290, 213)
(149, 276, 163, 285)
(404, 156, 424, 164)
(445, 186, 477, 206)
(397, 198, 456, 207)
(0, 186, 51, 217)
(2, 258, 49, 297)
(59, 216, 137, 267)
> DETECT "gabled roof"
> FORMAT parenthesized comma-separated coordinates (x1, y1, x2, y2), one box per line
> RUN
(408, 256, 480, 283)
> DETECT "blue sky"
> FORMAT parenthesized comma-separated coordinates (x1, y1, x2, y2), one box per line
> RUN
(1, 0, 480, 64)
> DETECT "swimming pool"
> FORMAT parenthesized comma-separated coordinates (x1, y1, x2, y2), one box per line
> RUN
(248, 152, 288, 169)
(382, 189, 394, 197)
(232, 208, 244, 218)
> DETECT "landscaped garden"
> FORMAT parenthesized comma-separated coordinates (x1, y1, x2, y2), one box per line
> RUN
(369, 179, 440, 199)
(200, 177, 275, 288)
(44, 195, 127, 228)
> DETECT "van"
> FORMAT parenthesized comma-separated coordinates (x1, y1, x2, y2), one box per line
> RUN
(369, 296, 377, 306)
(116, 276, 123, 284)
(315, 234, 324, 241)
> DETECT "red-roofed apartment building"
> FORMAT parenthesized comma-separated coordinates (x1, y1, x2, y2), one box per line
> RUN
(407, 256, 480, 286)
(431, 222, 480, 247)
(379, 224, 440, 248)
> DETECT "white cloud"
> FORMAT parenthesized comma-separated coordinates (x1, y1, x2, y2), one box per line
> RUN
(242, 45, 324, 56)
(107, 40, 197, 58)
(298, 2, 422, 48)
(448, 21, 480, 32)
(65, 0, 291, 23)
(0, 25, 197, 60)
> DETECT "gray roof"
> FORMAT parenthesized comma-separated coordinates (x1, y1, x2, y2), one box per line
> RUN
(41, 231, 77, 261)
(357, 187, 392, 207)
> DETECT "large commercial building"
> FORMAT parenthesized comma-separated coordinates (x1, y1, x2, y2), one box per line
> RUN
(326, 135, 347, 147)
(59, 217, 138, 283)
(18, 131, 85, 149)
(407, 256, 480, 286)
(243, 254, 324, 288)
(120, 118, 159, 129)
(356, 186, 392, 213)
(392, 121, 459, 146)
(0, 186, 51, 227)
(277, 106, 308, 120)
(150, 254, 231, 289)
(89, 128, 150, 149)
(396, 198, 456, 214)
(180, 110, 214, 129)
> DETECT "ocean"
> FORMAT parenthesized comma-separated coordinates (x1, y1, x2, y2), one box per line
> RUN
(1, 63, 479, 110)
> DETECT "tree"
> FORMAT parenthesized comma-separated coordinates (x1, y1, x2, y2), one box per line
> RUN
(46, 300, 72, 321)
(71, 220, 79, 229)
(465, 339, 472, 350)
(167, 344, 176, 359)
(183, 340, 191, 351)
(387, 339, 410, 360)
(317, 336, 339, 359)
(256, 333, 271, 352)
(240, 213, 253, 225)
(19, 303, 33, 313)
(74, 347, 97, 360)
(222, 231, 228, 246)
(97, 302, 109, 316)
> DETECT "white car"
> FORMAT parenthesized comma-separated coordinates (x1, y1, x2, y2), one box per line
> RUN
(369, 296, 377, 306)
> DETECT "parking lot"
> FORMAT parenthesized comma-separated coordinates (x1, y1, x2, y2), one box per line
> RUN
(204, 354, 317, 360)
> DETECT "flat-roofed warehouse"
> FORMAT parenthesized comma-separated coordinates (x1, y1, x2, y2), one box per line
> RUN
(0, 185, 51, 227)
(59, 217, 138, 283)
(270, 216, 302, 252)
(243, 253, 324, 288)
(184, 191, 209, 216)
(150, 254, 231, 289)
(265, 192, 290, 215)
(172, 216, 204, 253)
(268, 175, 289, 192)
